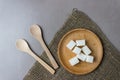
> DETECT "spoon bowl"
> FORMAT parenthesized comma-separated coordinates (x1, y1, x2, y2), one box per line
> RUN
(30, 24, 42, 41)
(16, 39, 30, 53)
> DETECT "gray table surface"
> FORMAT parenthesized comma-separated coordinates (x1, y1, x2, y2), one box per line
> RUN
(0, 0, 120, 80)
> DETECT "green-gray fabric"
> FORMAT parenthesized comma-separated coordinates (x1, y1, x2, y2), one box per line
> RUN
(24, 9, 120, 80)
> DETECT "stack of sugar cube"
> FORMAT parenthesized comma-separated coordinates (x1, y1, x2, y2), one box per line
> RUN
(66, 40, 94, 66)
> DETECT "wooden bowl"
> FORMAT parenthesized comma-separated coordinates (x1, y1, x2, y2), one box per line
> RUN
(58, 28, 103, 75)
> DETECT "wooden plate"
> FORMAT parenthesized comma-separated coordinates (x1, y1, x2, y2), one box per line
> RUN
(58, 28, 103, 75)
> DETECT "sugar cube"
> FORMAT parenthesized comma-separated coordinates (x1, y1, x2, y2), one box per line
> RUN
(66, 40, 76, 50)
(86, 55, 94, 63)
(82, 45, 91, 55)
(76, 40, 85, 46)
(72, 47, 81, 55)
(76, 53, 87, 61)
(69, 57, 79, 66)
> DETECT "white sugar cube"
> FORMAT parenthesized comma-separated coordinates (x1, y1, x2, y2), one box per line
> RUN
(76, 53, 87, 61)
(82, 45, 91, 55)
(69, 57, 79, 66)
(66, 40, 76, 50)
(72, 47, 81, 55)
(86, 55, 94, 63)
(76, 40, 85, 46)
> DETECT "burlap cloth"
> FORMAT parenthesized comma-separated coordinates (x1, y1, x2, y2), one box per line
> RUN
(24, 9, 120, 80)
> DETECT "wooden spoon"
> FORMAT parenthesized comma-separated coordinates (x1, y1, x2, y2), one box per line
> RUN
(30, 24, 59, 69)
(16, 39, 55, 74)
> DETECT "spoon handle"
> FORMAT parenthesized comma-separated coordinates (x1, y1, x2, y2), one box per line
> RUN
(28, 50, 55, 74)
(39, 38, 59, 69)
